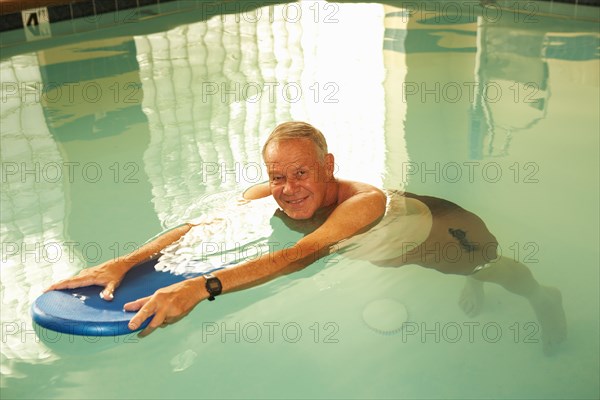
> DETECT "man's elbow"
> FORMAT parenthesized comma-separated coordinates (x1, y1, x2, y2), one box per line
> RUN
(366, 189, 387, 221)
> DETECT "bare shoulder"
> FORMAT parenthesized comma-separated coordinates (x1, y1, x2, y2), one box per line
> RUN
(296, 180, 387, 250)
(336, 179, 386, 205)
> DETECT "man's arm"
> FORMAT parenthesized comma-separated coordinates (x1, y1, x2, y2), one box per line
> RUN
(45, 223, 194, 299)
(242, 181, 271, 200)
(220, 187, 386, 290)
(126, 186, 387, 334)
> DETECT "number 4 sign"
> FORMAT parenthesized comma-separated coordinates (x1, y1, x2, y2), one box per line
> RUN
(21, 7, 52, 41)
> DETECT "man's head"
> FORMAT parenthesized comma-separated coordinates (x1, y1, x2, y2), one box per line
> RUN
(262, 122, 336, 220)
(262, 121, 328, 161)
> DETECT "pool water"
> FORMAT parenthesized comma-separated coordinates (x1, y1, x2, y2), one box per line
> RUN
(1, 1, 599, 399)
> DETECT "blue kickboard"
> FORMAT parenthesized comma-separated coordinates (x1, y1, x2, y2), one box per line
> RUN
(31, 260, 209, 336)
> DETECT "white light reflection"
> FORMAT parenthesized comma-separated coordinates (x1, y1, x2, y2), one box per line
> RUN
(134, 2, 394, 231)
(0, 54, 81, 381)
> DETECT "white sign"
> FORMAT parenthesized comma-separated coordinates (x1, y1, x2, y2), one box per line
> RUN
(22, 7, 52, 41)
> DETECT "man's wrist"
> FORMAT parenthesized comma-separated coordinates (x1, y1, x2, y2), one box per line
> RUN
(189, 277, 210, 301)
(202, 273, 223, 301)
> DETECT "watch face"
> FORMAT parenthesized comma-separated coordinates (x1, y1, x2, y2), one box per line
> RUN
(207, 280, 221, 291)
(205, 276, 222, 296)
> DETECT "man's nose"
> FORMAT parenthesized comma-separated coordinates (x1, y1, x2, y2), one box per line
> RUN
(282, 178, 299, 195)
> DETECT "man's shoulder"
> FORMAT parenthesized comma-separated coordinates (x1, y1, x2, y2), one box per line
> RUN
(336, 179, 386, 204)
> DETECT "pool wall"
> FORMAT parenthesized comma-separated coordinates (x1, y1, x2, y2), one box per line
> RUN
(1, 1, 599, 43)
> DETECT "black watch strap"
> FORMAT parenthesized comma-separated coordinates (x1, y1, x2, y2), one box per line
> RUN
(203, 273, 222, 301)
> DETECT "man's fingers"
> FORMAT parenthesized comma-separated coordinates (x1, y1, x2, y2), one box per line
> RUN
(126, 299, 154, 331)
(139, 311, 167, 337)
(128, 309, 153, 331)
(123, 296, 150, 311)
(44, 275, 96, 292)
(100, 281, 119, 301)
(45, 276, 120, 303)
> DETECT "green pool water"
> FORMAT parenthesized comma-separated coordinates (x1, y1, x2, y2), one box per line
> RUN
(1, 1, 599, 399)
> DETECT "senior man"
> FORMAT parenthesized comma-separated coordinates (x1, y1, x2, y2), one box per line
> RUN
(47, 121, 566, 354)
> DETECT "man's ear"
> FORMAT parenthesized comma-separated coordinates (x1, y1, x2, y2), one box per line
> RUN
(324, 153, 335, 180)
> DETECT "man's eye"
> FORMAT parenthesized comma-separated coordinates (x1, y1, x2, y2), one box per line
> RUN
(297, 170, 308, 178)
(271, 176, 284, 183)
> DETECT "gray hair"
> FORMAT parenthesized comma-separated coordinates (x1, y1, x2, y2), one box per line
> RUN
(262, 121, 328, 161)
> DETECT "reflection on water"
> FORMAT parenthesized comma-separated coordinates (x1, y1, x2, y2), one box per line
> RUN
(1, 1, 598, 399)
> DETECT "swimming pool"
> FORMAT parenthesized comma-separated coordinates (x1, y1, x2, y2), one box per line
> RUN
(1, 1, 599, 398)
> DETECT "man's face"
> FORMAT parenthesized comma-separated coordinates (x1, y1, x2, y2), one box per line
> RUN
(264, 139, 334, 220)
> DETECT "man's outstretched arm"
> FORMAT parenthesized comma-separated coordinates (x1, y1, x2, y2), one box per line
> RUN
(45, 223, 195, 300)
(126, 186, 387, 335)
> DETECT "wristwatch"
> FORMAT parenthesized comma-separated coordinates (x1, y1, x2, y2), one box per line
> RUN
(203, 273, 222, 301)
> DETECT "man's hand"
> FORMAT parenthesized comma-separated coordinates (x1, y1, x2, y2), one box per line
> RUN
(44, 260, 130, 301)
(44, 223, 194, 301)
(124, 277, 207, 337)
